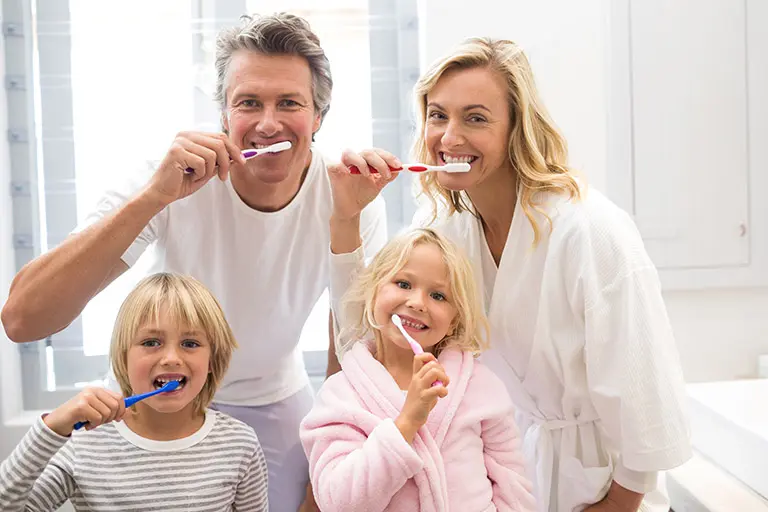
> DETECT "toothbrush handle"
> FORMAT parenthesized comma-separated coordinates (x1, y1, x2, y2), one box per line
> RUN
(72, 388, 165, 430)
(348, 164, 410, 175)
(184, 150, 259, 174)
(408, 343, 443, 387)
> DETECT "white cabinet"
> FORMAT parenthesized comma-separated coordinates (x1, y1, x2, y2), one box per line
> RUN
(607, 0, 768, 289)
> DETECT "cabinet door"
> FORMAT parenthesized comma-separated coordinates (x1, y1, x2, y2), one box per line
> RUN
(629, 0, 749, 270)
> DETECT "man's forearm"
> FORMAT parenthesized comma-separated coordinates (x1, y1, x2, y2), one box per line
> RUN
(2, 191, 164, 342)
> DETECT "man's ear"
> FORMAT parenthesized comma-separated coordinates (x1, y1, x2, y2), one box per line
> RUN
(311, 112, 322, 142)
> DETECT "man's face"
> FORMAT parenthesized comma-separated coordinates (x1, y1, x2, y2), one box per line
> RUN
(223, 51, 321, 185)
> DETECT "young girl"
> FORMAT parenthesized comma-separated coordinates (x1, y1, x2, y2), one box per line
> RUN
(300, 228, 536, 511)
(0, 273, 268, 511)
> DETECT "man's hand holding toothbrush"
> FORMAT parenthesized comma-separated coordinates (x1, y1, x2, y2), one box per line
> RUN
(145, 131, 247, 209)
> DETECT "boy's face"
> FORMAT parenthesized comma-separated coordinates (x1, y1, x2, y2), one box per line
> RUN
(126, 304, 212, 414)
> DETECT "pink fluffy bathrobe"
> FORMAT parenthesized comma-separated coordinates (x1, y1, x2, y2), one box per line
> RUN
(300, 342, 536, 511)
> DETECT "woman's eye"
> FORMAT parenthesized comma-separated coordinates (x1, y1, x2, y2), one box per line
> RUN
(428, 111, 446, 120)
(431, 292, 446, 301)
(395, 280, 411, 290)
(468, 114, 486, 123)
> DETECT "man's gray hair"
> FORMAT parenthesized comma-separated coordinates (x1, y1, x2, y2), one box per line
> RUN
(215, 12, 333, 128)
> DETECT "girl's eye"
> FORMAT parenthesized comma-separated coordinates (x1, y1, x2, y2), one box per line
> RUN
(181, 339, 200, 349)
(395, 280, 411, 290)
(142, 339, 160, 348)
(431, 292, 447, 301)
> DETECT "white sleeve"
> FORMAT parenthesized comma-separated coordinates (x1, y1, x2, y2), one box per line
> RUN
(71, 171, 165, 267)
(359, 195, 388, 262)
(329, 248, 365, 357)
(585, 267, 692, 472)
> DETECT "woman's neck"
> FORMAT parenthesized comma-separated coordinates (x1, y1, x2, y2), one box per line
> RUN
(123, 402, 205, 441)
(467, 168, 518, 263)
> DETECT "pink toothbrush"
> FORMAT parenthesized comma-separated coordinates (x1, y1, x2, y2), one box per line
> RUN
(184, 140, 291, 174)
(391, 314, 443, 387)
(348, 162, 470, 175)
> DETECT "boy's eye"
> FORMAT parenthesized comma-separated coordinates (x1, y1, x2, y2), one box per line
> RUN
(395, 280, 411, 290)
(181, 339, 200, 349)
(430, 292, 447, 301)
(142, 339, 160, 348)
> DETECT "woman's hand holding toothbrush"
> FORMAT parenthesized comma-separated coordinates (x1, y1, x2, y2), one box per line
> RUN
(144, 131, 246, 209)
(327, 148, 400, 254)
(43, 387, 126, 437)
(395, 353, 450, 444)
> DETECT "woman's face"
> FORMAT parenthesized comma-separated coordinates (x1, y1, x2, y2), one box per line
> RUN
(424, 66, 513, 191)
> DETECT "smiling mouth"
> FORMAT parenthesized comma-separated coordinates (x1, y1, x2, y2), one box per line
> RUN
(440, 152, 477, 165)
(153, 376, 186, 390)
(399, 317, 429, 330)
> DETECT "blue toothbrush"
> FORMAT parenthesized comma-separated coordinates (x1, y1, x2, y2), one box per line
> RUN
(73, 380, 180, 430)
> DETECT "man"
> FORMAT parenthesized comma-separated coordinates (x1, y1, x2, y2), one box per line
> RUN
(2, 13, 387, 511)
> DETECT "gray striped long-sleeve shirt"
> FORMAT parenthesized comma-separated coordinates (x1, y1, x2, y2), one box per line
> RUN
(0, 409, 268, 511)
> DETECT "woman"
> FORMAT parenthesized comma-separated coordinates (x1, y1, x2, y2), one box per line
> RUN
(334, 37, 691, 512)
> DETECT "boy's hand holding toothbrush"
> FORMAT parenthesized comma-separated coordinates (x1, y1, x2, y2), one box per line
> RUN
(43, 387, 127, 437)
(395, 353, 450, 444)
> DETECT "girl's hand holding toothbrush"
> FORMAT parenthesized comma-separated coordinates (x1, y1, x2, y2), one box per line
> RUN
(43, 387, 126, 437)
(145, 131, 246, 208)
(395, 353, 450, 444)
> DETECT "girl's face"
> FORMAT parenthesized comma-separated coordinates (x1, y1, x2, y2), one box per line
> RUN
(424, 66, 513, 191)
(125, 304, 211, 415)
(373, 243, 458, 352)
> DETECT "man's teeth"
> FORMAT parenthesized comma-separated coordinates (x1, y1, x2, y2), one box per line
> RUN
(442, 153, 476, 164)
(402, 319, 426, 330)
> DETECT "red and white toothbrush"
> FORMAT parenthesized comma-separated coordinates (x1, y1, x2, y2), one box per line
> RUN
(348, 162, 470, 174)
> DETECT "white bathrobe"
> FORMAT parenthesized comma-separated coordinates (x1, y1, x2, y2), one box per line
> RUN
(414, 187, 692, 512)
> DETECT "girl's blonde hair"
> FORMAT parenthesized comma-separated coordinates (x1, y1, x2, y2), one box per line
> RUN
(340, 228, 489, 357)
(109, 273, 238, 415)
(412, 37, 581, 246)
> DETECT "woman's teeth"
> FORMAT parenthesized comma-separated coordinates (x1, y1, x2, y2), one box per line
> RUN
(441, 153, 476, 164)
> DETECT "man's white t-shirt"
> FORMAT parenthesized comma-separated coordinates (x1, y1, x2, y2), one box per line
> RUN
(78, 149, 387, 406)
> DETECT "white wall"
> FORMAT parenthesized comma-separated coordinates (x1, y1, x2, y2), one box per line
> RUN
(417, 0, 768, 382)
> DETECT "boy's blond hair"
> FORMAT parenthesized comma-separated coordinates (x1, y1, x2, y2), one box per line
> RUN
(340, 228, 489, 358)
(109, 273, 237, 415)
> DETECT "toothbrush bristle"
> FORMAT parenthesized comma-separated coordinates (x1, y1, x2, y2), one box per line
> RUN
(444, 162, 471, 173)
(268, 141, 292, 153)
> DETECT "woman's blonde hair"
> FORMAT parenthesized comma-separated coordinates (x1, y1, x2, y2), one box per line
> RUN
(109, 273, 238, 415)
(412, 37, 581, 246)
(340, 228, 489, 358)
